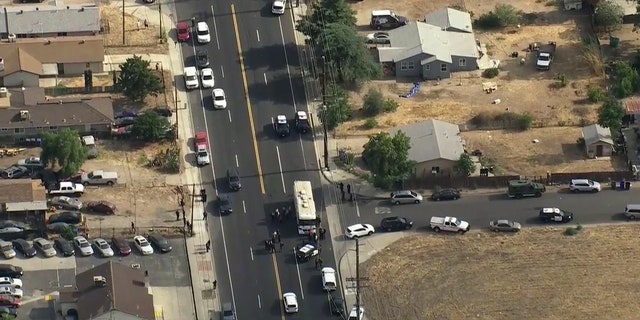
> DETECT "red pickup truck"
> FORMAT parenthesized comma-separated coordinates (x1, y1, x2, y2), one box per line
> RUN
(194, 132, 209, 149)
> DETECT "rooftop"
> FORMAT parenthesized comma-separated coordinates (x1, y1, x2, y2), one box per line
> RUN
(582, 124, 614, 146)
(0, 179, 46, 203)
(0, 4, 100, 35)
(424, 7, 473, 33)
(391, 119, 465, 163)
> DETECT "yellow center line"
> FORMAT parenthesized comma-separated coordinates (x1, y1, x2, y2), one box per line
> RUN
(271, 253, 287, 319)
(231, 4, 266, 195)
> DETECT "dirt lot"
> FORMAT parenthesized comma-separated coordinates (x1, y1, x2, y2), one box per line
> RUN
(362, 225, 640, 320)
(102, 5, 168, 54)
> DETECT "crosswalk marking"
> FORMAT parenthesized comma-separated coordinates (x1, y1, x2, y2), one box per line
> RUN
(374, 207, 391, 215)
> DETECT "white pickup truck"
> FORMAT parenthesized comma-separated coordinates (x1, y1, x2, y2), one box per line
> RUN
(430, 216, 470, 233)
(81, 170, 118, 186)
(49, 182, 85, 197)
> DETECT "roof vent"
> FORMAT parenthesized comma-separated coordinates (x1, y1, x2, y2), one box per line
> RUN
(93, 276, 107, 287)
(7, 34, 15, 43)
(0, 87, 7, 98)
(19, 110, 29, 120)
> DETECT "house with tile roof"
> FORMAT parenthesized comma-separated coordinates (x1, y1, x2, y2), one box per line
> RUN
(0, 35, 104, 87)
(377, 7, 481, 80)
(59, 261, 155, 320)
(0, 4, 100, 38)
(391, 119, 466, 177)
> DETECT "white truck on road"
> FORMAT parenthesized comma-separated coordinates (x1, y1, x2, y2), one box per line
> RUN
(430, 216, 470, 233)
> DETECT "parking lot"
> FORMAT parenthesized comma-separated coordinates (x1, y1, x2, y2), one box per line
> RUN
(7, 237, 190, 320)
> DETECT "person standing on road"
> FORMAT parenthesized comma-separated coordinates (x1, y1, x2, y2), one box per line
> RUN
(205, 240, 211, 252)
(175, 210, 180, 221)
(279, 242, 284, 252)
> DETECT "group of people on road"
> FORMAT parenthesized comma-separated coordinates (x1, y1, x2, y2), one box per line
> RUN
(338, 182, 354, 201)
(271, 206, 292, 223)
(265, 229, 285, 253)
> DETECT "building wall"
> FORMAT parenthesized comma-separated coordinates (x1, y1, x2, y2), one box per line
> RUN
(394, 56, 422, 78)
(61, 62, 104, 75)
(423, 55, 477, 80)
(3, 72, 39, 87)
(414, 158, 457, 178)
(0, 123, 111, 142)
(586, 142, 613, 158)
(10, 31, 97, 38)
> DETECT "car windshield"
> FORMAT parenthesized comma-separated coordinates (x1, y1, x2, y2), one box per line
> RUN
(186, 74, 197, 81)
(203, 74, 213, 80)
(230, 176, 239, 182)
(139, 240, 149, 246)
(197, 29, 208, 36)
(42, 243, 53, 250)
(215, 95, 224, 101)
(99, 243, 109, 249)
(80, 242, 90, 248)
(197, 151, 208, 157)
(178, 27, 188, 34)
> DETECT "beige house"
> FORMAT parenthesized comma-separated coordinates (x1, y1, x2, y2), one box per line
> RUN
(0, 4, 100, 38)
(392, 119, 465, 178)
(582, 124, 614, 158)
(0, 179, 47, 227)
(0, 36, 104, 87)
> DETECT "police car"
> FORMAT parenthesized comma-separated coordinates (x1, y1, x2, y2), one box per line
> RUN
(274, 115, 290, 137)
(295, 243, 319, 262)
(538, 207, 574, 223)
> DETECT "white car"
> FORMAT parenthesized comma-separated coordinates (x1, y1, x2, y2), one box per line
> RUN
(93, 238, 114, 257)
(0, 278, 22, 289)
(321, 267, 337, 291)
(272, 0, 285, 14)
(282, 292, 298, 313)
(74, 236, 94, 256)
(348, 307, 364, 320)
(134, 235, 154, 255)
(196, 146, 211, 166)
(212, 88, 227, 109)
(201, 68, 215, 88)
(184, 67, 199, 90)
(345, 223, 375, 239)
(569, 179, 601, 192)
(196, 21, 211, 44)
(0, 241, 15, 259)
(0, 286, 22, 299)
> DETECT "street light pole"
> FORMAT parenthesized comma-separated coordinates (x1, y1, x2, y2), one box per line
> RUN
(321, 55, 329, 171)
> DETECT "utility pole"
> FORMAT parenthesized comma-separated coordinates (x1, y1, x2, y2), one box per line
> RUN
(321, 55, 329, 171)
(158, 2, 163, 40)
(122, 0, 126, 45)
(347, 238, 369, 320)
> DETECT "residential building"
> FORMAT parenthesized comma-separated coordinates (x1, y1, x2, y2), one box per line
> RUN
(582, 124, 614, 158)
(391, 119, 465, 177)
(0, 4, 100, 38)
(0, 36, 104, 87)
(0, 87, 113, 143)
(377, 8, 481, 79)
(0, 179, 47, 227)
(60, 261, 155, 320)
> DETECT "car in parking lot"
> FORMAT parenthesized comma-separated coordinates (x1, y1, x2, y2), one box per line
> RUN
(73, 236, 94, 256)
(111, 236, 132, 256)
(379, 216, 413, 232)
(50, 196, 83, 210)
(282, 292, 298, 313)
(345, 224, 375, 239)
(1, 166, 29, 179)
(0, 242, 14, 259)
(569, 179, 601, 193)
(176, 22, 190, 42)
(0, 287, 22, 299)
(221, 302, 236, 320)
(148, 234, 172, 253)
(0, 306, 17, 317)
(430, 188, 461, 201)
(93, 238, 114, 257)
(54, 238, 75, 256)
(489, 219, 522, 232)
(0, 266, 21, 279)
(12, 240, 35, 258)
(0, 278, 21, 289)
(321, 267, 337, 291)
(0, 294, 19, 307)
(33, 238, 56, 257)
(390, 190, 423, 204)
(85, 201, 117, 215)
(133, 235, 154, 255)
(48, 211, 82, 224)
(17, 157, 43, 170)
(218, 194, 233, 215)
(366, 32, 390, 44)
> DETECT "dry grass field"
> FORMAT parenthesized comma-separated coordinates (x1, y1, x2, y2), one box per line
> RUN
(362, 226, 640, 320)
(102, 5, 168, 54)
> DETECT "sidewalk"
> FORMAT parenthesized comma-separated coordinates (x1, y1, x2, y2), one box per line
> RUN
(114, 1, 219, 319)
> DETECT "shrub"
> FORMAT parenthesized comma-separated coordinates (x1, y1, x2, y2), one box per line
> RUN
(587, 87, 606, 103)
(565, 227, 579, 236)
(382, 99, 399, 113)
(557, 74, 568, 87)
(515, 114, 533, 131)
(470, 112, 533, 130)
(482, 68, 500, 78)
(362, 88, 385, 116)
(363, 119, 378, 129)
(474, 4, 522, 29)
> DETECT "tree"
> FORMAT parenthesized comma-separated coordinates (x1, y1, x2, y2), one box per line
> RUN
(131, 111, 171, 141)
(117, 55, 163, 102)
(296, 0, 356, 41)
(320, 23, 381, 83)
(456, 153, 475, 176)
(597, 98, 625, 132)
(611, 62, 640, 98)
(362, 88, 384, 116)
(362, 131, 415, 188)
(594, 1, 624, 33)
(321, 84, 351, 130)
(40, 129, 87, 177)
(475, 4, 522, 29)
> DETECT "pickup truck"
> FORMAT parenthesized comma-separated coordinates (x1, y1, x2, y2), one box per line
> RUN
(536, 42, 556, 71)
(48, 182, 85, 196)
(81, 135, 98, 159)
(429, 216, 470, 233)
(81, 170, 118, 186)
(194, 132, 210, 166)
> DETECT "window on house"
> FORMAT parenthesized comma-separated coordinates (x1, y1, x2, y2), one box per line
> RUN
(431, 166, 440, 174)
(459, 58, 466, 67)
(49, 126, 57, 130)
(0, 128, 7, 131)
(400, 61, 415, 71)
(441, 64, 448, 72)
(425, 64, 430, 71)
(57, 32, 68, 37)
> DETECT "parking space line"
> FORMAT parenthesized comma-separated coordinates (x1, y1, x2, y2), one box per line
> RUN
(235, 154, 239, 167)
(256, 29, 261, 42)
(210, 5, 221, 50)
(242, 200, 246, 213)
(228, 109, 232, 123)
(220, 65, 225, 78)
(257, 294, 262, 308)
(276, 146, 286, 194)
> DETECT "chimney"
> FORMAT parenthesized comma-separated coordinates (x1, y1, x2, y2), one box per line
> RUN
(93, 276, 107, 287)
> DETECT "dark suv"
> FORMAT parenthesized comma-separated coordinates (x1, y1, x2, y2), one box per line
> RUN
(227, 169, 242, 191)
(380, 216, 413, 232)
(196, 49, 210, 68)
(370, 10, 407, 30)
(0, 265, 23, 278)
(430, 188, 461, 201)
(539, 207, 573, 223)
(294, 111, 311, 134)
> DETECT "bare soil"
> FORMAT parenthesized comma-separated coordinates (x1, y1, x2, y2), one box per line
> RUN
(102, 5, 168, 54)
(362, 225, 640, 320)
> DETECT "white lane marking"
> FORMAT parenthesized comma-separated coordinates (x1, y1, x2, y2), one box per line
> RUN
(277, 16, 297, 111)
(250, 247, 254, 261)
(276, 146, 286, 194)
(263, 73, 268, 85)
(220, 65, 225, 78)
(257, 294, 262, 309)
(210, 5, 221, 50)
(235, 154, 239, 167)
(293, 248, 305, 299)
(256, 29, 261, 42)
(227, 109, 232, 123)
(355, 197, 360, 217)
(242, 200, 246, 213)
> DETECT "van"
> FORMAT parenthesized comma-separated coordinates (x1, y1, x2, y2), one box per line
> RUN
(370, 10, 407, 30)
(321, 267, 337, 291)
(625, 204, 640, 220)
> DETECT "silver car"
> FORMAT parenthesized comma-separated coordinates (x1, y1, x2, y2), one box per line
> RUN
(50, 196, 83, 210)
(0, 241, 15, 259)
(390, 190, 423, 205)
(73, 236, 94, 256)
(33, 238, 57, 258)
(93, 238, 114, 257)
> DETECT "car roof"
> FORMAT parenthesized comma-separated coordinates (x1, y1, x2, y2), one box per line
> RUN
(321, 267, 335, 273)
(570, 179, 592, 183)
(177, 22, 189, 28)
(213, 88, 225, 96)
(541, 207, 560, 214)
(296, 111, 307, 119)
(197, 21, 208, 29)
(134, 235, 147, 241)
(201, 68, 213, 75)
(347, 224, 366, 231)
(298, 244, 315, 253)
(277, 115, 287, 123)
(495, 219, 510, 224)
(74, 236, 87, 242)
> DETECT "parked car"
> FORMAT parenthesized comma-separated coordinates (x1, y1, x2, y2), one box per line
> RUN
(0, 228, 23, 236)
(430, 188, 461, 201)
(0, 287, 22, 299)
(17, 157, 43, 170)
(11, 240, 35, 258)
(111, 236, 132, 256)
(196, 21, 211, 44)
(329, 294, 345, 317)
(365, 32, 390, 44)
(0, 242, 14, 259)
(133, 235, 154, 255)
(0, 222, 26, 230)
(50, 196, 83, 210)
(85, 201, 117, 215)
(93, 238, 114, 257)
(379, 216, 413, 232)
(0, 278, 20, 289)
(48, 211, 82, 224)
(81, 170, 118, 186)
(489, 219, 522, 232)
(0, 266, 22, 279)
(390, 190, 423, 205)
(148, 234, 172, 253)
(348, 307, 365, 320)
(54, 238, 75, 257)
(48, 182, 85, 197)
(221, 302, 236, 320)
(176, 22, 190, 42)
(569, 179, 601, 193)
(0, 294, 20, 307)
(47, 222, 74, 234)
(73, 236, 94, 256)
(1, 166, 29, 179)
(321, 267, 337, 291)
(345, 224, 375, 239)
(33, 238, 56, 257)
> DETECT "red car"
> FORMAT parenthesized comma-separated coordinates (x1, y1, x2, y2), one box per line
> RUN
(85, 201, 117, 215)
(177, 22, 190, 42)
(111, 236, 132, 256)
(0, 294, 20, 307)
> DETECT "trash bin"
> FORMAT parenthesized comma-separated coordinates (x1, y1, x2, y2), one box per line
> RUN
(626, 181, 631, 190)
(612, 180, 617, 190)
(620, 180, 626, 190)
(610, 37, 620, 48)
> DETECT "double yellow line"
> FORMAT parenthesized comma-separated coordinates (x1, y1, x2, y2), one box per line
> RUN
(230, 5, 285, 319)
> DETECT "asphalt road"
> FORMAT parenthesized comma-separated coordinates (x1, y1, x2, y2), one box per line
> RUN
(173, 1, 337, 319)
(342, 188, 640, 231)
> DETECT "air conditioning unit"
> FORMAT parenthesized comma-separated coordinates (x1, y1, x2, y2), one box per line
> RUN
(19, 110, 29, 120)
(0, 87, 8, 98)
(7, 34, 15, 43)
(93, 276, 107, 287)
